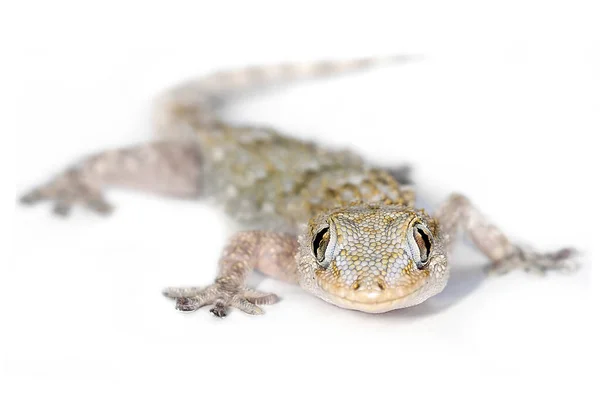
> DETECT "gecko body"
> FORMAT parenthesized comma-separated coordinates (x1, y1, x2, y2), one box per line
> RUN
(20, 56, 576, 317)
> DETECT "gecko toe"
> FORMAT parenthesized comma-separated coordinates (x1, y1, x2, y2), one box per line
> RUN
(52, 201, 72, 217)
(87, 199, 114, 215)
(175, 297, 202, 312)
(19, 189, 44, 205)
(552, 247, 577, 262)
(210, 303, 228, 318)
(164, 284, 278, 318)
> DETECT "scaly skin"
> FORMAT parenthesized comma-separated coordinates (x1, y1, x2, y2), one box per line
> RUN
(20, 56, 578, 317)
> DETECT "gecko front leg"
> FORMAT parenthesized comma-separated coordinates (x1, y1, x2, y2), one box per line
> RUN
(435, 193, 578, 274)
(163, 231, 299, 317)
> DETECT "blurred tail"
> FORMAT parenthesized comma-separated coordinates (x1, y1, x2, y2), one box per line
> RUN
(154, 54, 421, 139)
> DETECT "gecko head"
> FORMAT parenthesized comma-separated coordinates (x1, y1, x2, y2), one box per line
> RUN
(297, 204, 449, 313)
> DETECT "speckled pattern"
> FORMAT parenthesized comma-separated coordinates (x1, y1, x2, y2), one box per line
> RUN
(296, 203, 449, 313)
(198, 124, 415, 231)
(20, 57, 578, 317)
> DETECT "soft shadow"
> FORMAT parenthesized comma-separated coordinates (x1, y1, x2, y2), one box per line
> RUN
(254, 261, 488, 320)
(386, 263, 488, 319)
(337, 263, 486, 323)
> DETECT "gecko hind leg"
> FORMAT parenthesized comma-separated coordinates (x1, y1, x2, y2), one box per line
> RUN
(19, 141, 204, 217)
(20, 169, 114, 216)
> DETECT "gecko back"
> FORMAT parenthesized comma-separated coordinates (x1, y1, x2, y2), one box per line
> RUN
(154, 56, 419, 231)
(195, 124, 414, 231)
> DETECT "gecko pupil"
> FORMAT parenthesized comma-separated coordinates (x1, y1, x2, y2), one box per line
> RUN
(414, 226, 432, 267)
(313, 227, 330, 263)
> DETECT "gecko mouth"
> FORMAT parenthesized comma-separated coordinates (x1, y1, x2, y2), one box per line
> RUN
(316, 277, 427, 313)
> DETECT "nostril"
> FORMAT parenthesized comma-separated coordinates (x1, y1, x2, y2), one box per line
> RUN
(376, 280, 386, 291)
(352, 281, 361, 290)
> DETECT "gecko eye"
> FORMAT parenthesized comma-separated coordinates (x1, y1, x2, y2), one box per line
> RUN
(312, 222, 337, 267)
(409, 223, 433, 269)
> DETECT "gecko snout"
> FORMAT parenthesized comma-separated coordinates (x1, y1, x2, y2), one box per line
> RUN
(351, 278, 387, 291)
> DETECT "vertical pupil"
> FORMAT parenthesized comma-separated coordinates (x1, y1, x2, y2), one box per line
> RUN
(414, 227, 431, 263)
(313, 227, 330, 261)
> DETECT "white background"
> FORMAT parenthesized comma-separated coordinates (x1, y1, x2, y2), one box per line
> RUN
(3, 1, 597, 400)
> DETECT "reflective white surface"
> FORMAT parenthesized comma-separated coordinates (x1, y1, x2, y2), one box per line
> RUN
(6, 1, 596, 400)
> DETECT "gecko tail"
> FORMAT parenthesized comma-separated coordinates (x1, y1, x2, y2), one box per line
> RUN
(153, 54, 422, 139)
(188, 54, 421, 95)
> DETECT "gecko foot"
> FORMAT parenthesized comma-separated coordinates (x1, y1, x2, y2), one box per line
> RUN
(488, 246, 579, 275)
(162, 285, 279, 318)
(19, 169, 113, 217)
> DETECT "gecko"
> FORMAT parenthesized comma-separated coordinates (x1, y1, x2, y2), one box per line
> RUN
(19, 56, 577, 317)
